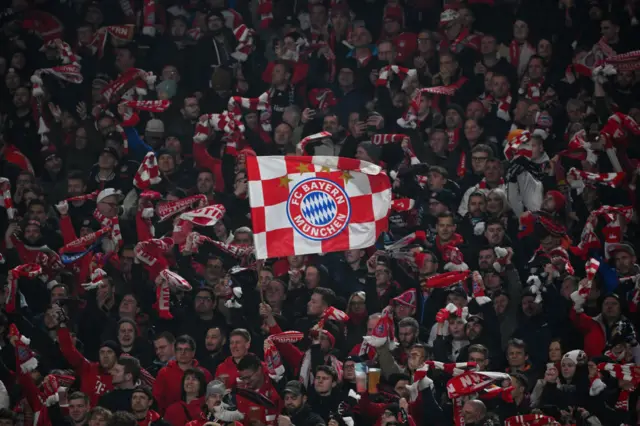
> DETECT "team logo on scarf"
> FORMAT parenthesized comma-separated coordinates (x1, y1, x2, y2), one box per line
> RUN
(287, 178, 351, 241)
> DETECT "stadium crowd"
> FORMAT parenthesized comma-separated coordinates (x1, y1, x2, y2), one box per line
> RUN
(1, 0, 640, 425)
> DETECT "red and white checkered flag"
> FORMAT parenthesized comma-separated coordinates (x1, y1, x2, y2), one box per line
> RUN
(134, 152, 161, 189)
(246, 156, 392, 259)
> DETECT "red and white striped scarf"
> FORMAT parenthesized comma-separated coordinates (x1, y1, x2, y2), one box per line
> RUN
(59, 227, 112, 253)
(179, 205, 226, 227)
(40, 39, 79, 65)
(299, 131, 332, 154)
(264, 331, 304, 380)
(524, 79, 544, 102)
(257, 0, 273, 29)
(30, 64, 83, 97)
(156, 194, 208, 221)
(142, 0, 156, 36)
(478, 178, 504, 190)
(505, 414, 558, 426)
(89, 25, 136, 58)
(571, 205, 633, 259)
(398, 86, 456, 129)
(6, 264, 42, 313)
(376, 65, 416, 88)
(232, 24, 255, 62)
(558, 129, 597, 163)
(483, 94, 512, 121)
(0, 178, 16, 220)
(504, 130, 533, 161)
(567, 167, 626, 188)
(446, 128, 460, 152)
(93, 209, 122, 249)
(133, 152, 161, 190)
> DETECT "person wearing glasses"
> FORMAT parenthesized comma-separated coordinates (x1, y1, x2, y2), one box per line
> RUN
(153, 335, 213, 414)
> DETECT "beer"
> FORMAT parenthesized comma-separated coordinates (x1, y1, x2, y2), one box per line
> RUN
(368, 368, 381, 394)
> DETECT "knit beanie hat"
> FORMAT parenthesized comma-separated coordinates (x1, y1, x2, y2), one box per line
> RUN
(358, 141, 382, 162)
(562, 349, 587, 365)
(100, 340, 122, 357)
(546, 190, 566, 211)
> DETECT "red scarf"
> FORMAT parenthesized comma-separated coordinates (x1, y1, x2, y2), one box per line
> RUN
(483, 94, 512, 121)
(446, 128, 460, 152)
(436, 233, 464, 254)
(525, 78, 544, 102)
(138, 410, 161, 426)
(439, 28, 478, 53)
(509, 40, 533, 69)
(432, 76, 468, 112)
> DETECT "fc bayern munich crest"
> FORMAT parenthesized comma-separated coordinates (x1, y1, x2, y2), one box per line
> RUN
(287, 177, 351, 241)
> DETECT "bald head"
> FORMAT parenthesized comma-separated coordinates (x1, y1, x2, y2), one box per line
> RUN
(462, 400, 486, 423)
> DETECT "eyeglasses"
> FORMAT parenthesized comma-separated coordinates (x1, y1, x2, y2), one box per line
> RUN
(238, 369, 259, 382)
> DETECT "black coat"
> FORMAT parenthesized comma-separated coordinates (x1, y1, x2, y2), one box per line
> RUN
(288, 404, 326, 426)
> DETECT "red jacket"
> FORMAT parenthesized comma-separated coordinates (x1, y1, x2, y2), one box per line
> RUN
(236, 374, 282, 426)
(164, 397, 204, 426)
(192, 142, 225, 193)
(187, 420, 242, 426)
(153, 360, 213, 414)
(57, 327, 113, 406)
(215, 355, 243, 387)
(570, 309, 607, 357)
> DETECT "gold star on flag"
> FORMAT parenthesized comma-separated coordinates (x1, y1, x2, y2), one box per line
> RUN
(341, 171, 353, 183)
(279, 176, 293, 187)
(296, 163, 311, 174)
(320, 166, 332, 173)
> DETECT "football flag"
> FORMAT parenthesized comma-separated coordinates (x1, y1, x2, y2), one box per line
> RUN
(247, 156, 392, 259)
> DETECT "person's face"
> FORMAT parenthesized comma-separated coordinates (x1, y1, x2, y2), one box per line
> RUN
(307, 293, 326, 316)
(493, 294, 508, 315)
(230, 335, 250, 359)
(50, 286, 67, 303)
(207, 15, 224, 31)
(265, 280, 285, 304)
(468, 195, 486, 217)
(118, 322, 135, 347)
(13, 87, 30, 108)
(331, 11, 349, 33)
(443, 21, 462, 41)
(439, 55, 457, 75)
(170, 19, 187, 37)
(426, 171, 445, 191)
(349, 295, 366, 314)
(484, 224, 504, 245)
(528, 58, 544, 80)
(540, 235, 559, 252)
(513, 20, 529, 41)
(183, 97, 200, 119)
(183, 373, 201, 394)
(465, 101, 484, 121)
(28, 203, 47, 223)
(429, 197, 448, 216)
(73, 126, 88, 149)
(374, 264, 391, 287)
(480, 35, 497, 55)
(468, 351, 488, 371)
(206, 328, 224, 352)
(614, 251, 636, 274)
(398, 326, 416, 348)
(109, 363, 127, 385)
(601, 20, 618, 40)
(98, 151, 117, 170)
(234, 232, 252, 245)
(353, 26, 372, 47)
(602, 298, 621, 319)
(483, 160, 501, 182)
(17, 173, 34, 191)
(284, 393, 305, 412)
(176, 343, 195, 364)
(11, 52, 25, 70)
(491, 76, 509, 98)
(274, 123, 293, 146)
(115, 49, 134, 72)
(310, 4, 327, 27)
(154, 337, 175, 362)
(367, 317, 379, 335)
(131, 391, 151, 413)
(23, 223, 41, 244)
(88, 415, 108, 426)
(537, 39, 552, 58)
(417, 31, 433, 53)
(548, 341, 562, 362)
(429, 132, 447, 153)
(478, 249, 496, 271)
(407, 347, 426, 371)
(97, 195, 118, 218)
(436, 217, 456, 241)
(68, 397, 89, 422)
(521, 295, 539, 317)
(378, 41, 395, 63)
(158, 154, 175, 174)
(271, 64, 289, 86)
(355, 146, 372, 162)
(119, 294, 138, 317)
(445, 110, 461, 129)
(561, 358, 576, 378)
(338, 67, 354, 87)
(305, 266, 320, 288)
(239, 367, 262, 390)
(464, 120, 482, 142)
(616, 70, 634, 87)
(449, 318, 466, 338)
(345, 249, 363, 264)
(466, 319, 483, 340)
(195, 290, 214, 314)
(323, 115, 340, 133)
(383, 18, 401, 36)
(314, 371, 334, 394)
(197, 172, 215, 194)
(486, 193, 503, 214)
(507, 345, 527, 368)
